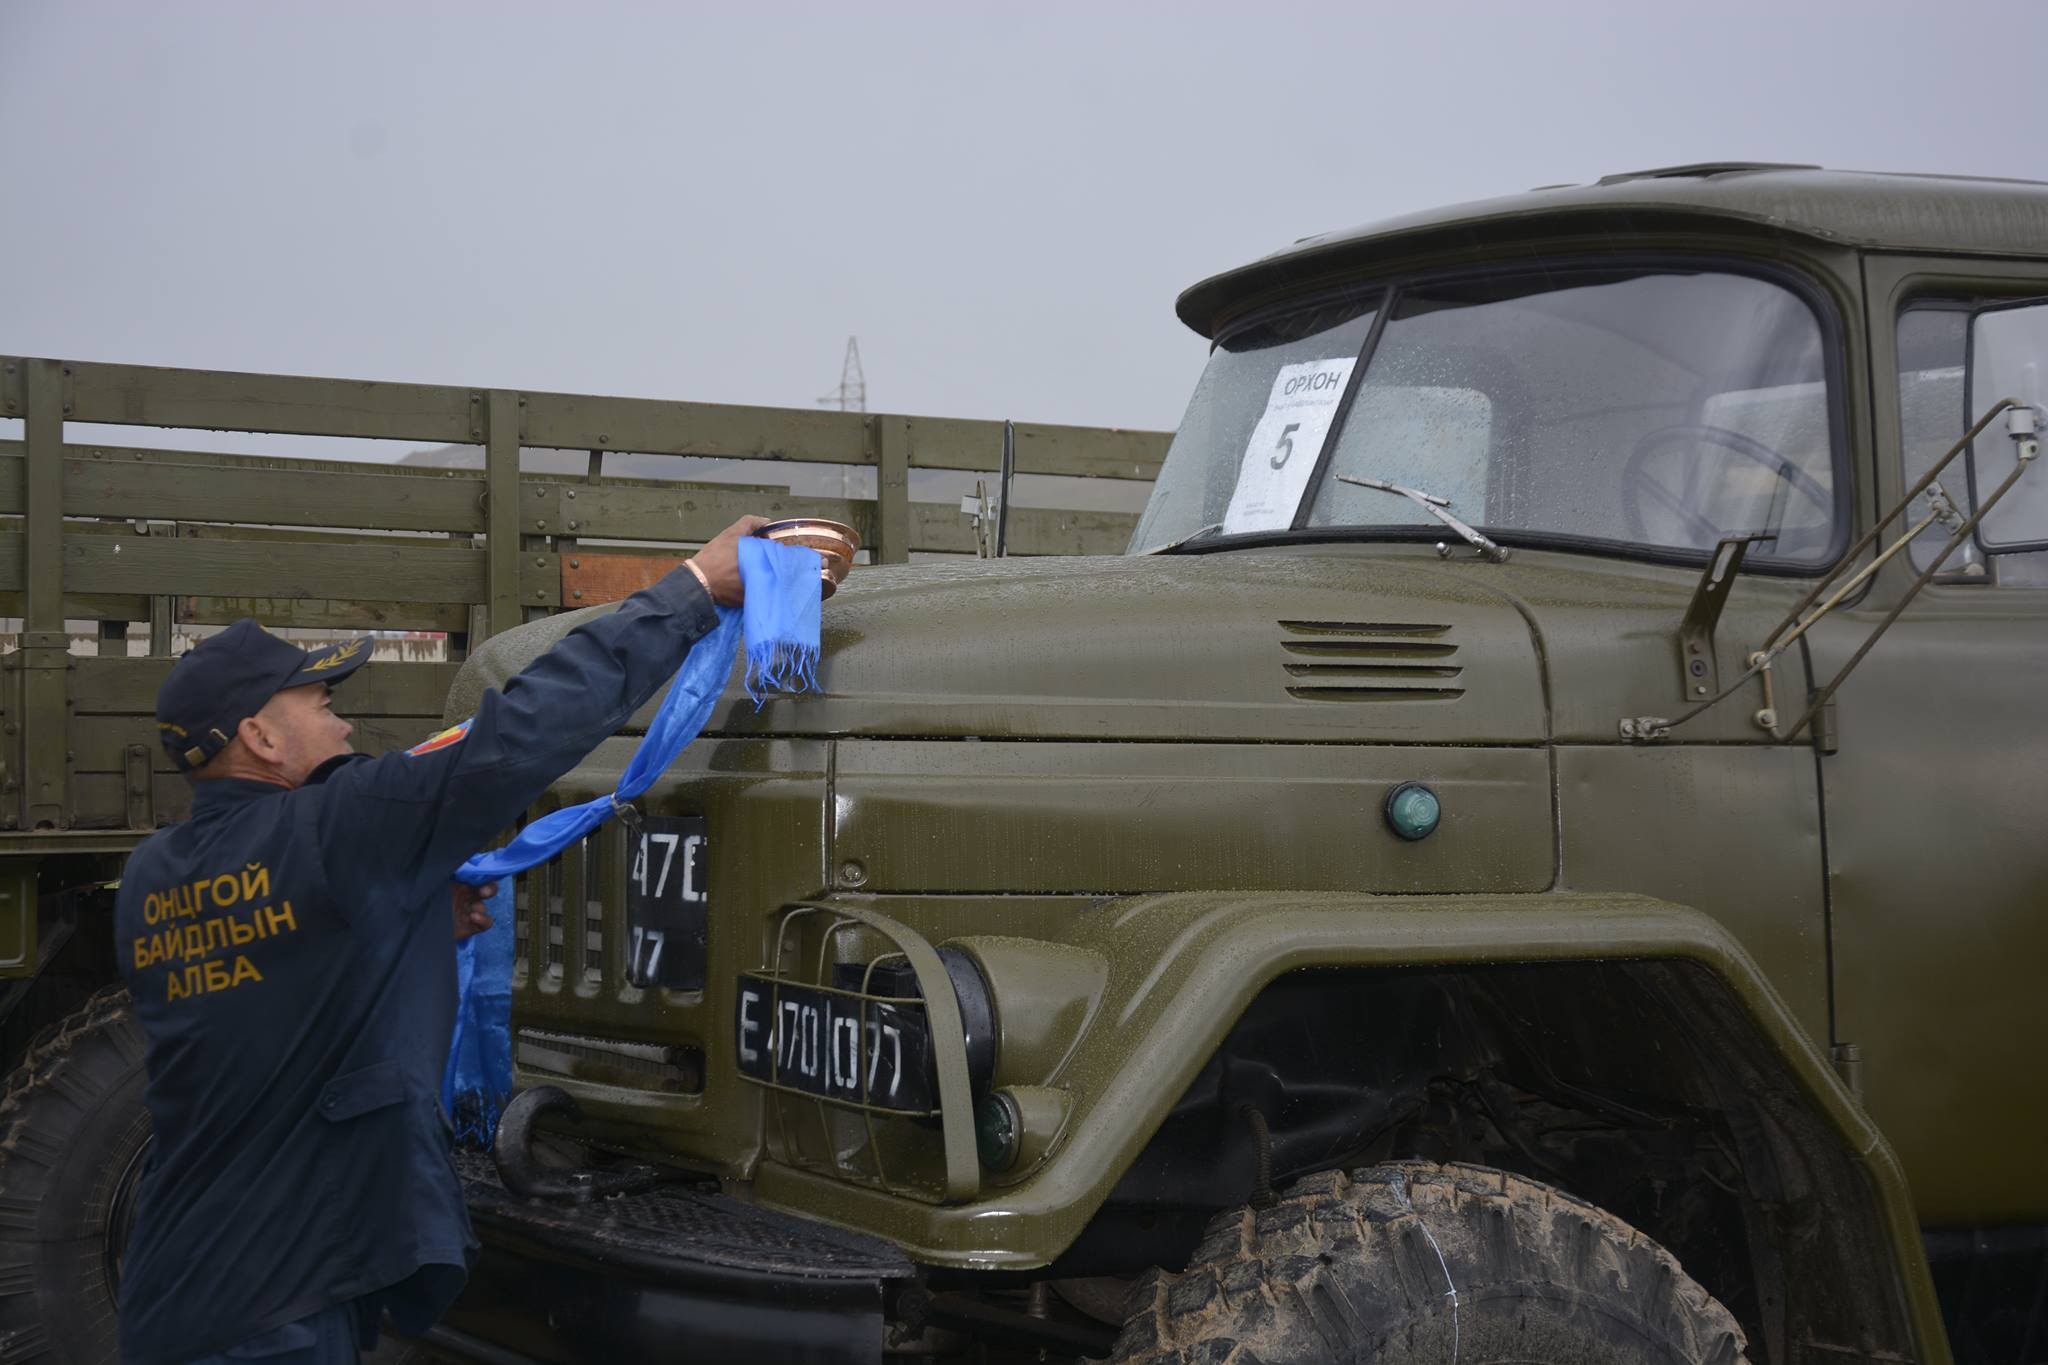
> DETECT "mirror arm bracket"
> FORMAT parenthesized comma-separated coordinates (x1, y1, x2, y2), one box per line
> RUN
(1676, 533, 1770, 702)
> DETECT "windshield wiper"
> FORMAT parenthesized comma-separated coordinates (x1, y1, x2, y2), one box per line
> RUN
(1333, 474, 1509, 562)
(1147, 522, 1226, 555)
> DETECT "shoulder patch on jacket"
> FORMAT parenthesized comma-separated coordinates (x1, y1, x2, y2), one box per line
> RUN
(406, 719, 472, 757)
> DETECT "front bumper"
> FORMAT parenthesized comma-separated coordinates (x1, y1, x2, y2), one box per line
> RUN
(442, 1153, 913, 1364)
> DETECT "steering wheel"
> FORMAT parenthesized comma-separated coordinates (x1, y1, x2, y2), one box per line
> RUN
(1620, 423, 1832, 548)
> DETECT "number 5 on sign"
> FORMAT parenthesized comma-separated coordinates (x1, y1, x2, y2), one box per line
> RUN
(1270, 422, 1301, 469)
(1223, 357, 1356, 534)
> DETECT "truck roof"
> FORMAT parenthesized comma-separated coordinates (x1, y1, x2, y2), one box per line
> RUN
(1176, 163, 2048, 336)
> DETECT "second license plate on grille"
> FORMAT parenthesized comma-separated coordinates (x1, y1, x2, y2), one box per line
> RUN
(734, 976, 937, 1113)
(626, 816, 708, 990)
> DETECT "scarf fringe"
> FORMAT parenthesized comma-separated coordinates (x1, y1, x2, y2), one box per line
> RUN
(745, 639, 820, 705)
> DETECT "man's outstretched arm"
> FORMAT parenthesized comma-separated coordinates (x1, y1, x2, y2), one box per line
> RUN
(316, 516, 768, 909)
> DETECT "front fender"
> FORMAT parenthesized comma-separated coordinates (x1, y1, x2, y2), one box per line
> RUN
(753, 889, 1944, 1357)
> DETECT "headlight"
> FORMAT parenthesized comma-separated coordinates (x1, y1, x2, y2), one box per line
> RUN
(938, 945, 998, 1095)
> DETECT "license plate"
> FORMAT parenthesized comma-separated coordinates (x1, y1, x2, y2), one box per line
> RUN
(626, 816, 709, 990)
(734, 976, 937, 1113)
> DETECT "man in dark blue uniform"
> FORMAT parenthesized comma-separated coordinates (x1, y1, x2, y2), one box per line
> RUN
(113, 516, 768, 1364)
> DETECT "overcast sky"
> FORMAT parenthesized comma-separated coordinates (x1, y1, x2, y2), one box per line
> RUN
(5, 1, 2047, 442)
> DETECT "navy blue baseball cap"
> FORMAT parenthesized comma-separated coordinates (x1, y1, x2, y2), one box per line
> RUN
(156, 620, 372, 772)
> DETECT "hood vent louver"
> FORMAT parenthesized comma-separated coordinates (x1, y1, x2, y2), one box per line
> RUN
(1278, 619, 1464, 702)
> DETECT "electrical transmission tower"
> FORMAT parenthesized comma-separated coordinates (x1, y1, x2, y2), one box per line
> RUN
(817, 337, 867, 413)
(817, 337, 867, 499)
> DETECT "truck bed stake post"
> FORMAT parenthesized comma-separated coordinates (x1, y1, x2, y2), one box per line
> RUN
(20, 360, 69, 830)
(483, 390, 523, 637)
(995, 420, 1015, 558)
(872, 414, 911, 565)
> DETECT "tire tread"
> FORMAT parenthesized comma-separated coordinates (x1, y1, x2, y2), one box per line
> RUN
(1107, 1160, 1749, 1365)
(0, 987, 144, 1365)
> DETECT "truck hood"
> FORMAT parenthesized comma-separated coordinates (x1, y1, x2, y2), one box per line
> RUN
(453, 550, 1548, 745)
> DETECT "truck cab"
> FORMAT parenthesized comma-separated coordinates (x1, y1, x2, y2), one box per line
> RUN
(425, 167, 2048, 1363)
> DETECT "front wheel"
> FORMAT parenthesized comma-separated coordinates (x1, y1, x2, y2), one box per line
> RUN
(0, 986, 151, 1365)
(1110, 1160, 1748, 1364)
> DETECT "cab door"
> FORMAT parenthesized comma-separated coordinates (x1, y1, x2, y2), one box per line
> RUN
(1813, 256, 2048, 1227)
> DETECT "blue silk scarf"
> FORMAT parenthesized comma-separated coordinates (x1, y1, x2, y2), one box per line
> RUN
(442, 537, 823, 1141)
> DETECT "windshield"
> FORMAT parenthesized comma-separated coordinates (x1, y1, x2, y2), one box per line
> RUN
(1129, 265, 1841, 566)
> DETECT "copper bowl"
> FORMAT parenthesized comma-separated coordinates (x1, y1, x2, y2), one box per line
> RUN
(759, 518, 860, 600)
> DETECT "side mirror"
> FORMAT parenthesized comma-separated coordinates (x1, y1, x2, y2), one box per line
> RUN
(1968, 302, 2048, 551)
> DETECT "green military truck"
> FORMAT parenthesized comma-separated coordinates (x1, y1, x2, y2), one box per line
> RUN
(4, 163, 2047, 1365)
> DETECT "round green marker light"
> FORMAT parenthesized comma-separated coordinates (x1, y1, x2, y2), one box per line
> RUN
(975, 1091, 1021, 1171)
(1384, 782, 1441, 841)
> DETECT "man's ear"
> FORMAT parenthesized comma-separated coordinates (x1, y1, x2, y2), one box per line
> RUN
(236, 712, 283, 763)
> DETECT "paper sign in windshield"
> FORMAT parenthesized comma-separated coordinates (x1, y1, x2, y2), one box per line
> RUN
(1222, 358, 1357, 534)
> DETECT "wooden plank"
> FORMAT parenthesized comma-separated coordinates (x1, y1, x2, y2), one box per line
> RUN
(908, 502, 1138, 557)
(545, 481, 1132, 557)
(0, 453, 488, 532)
(0, 506, 1131, 612)
(57, 359, 475, 443)
(903, 506, 976, 556)
(65, 772, 199, 831)
(537, 483, 879, 548)
(1006, 505, 1139, 557)
(0, 526, 554, 606)
(44, 533, 494, 603)
(173, 522, 457, 548)
(520, 388, 1168, 480)
(175, 597, 470, 633)
(71, 657, 458, 716)
(0, 446, 792, 538)
(0, 595, 463, 635)
(0, 827, 152, 854)
(14, 357, 1169, 478)
(548, 522, 1108, 610)
(0, 515, 472, 553)
(69, 717, 175, 774)
(0, 440, 493, 487)
(522, 391, 873, 466)
(67, 774, 142, 831)
(0, 591, 151, 619)
(898, 415, 1169, 481)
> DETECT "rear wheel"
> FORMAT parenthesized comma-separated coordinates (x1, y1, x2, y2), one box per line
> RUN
(1110, 1160, 1748, 1364)
(0, 986, 150, 1365)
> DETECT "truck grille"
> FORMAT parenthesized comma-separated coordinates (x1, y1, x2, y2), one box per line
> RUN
(512, 831, 606, 987)
(1278, 619, 1464, 701)
(513, 1027, 703, 1094)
